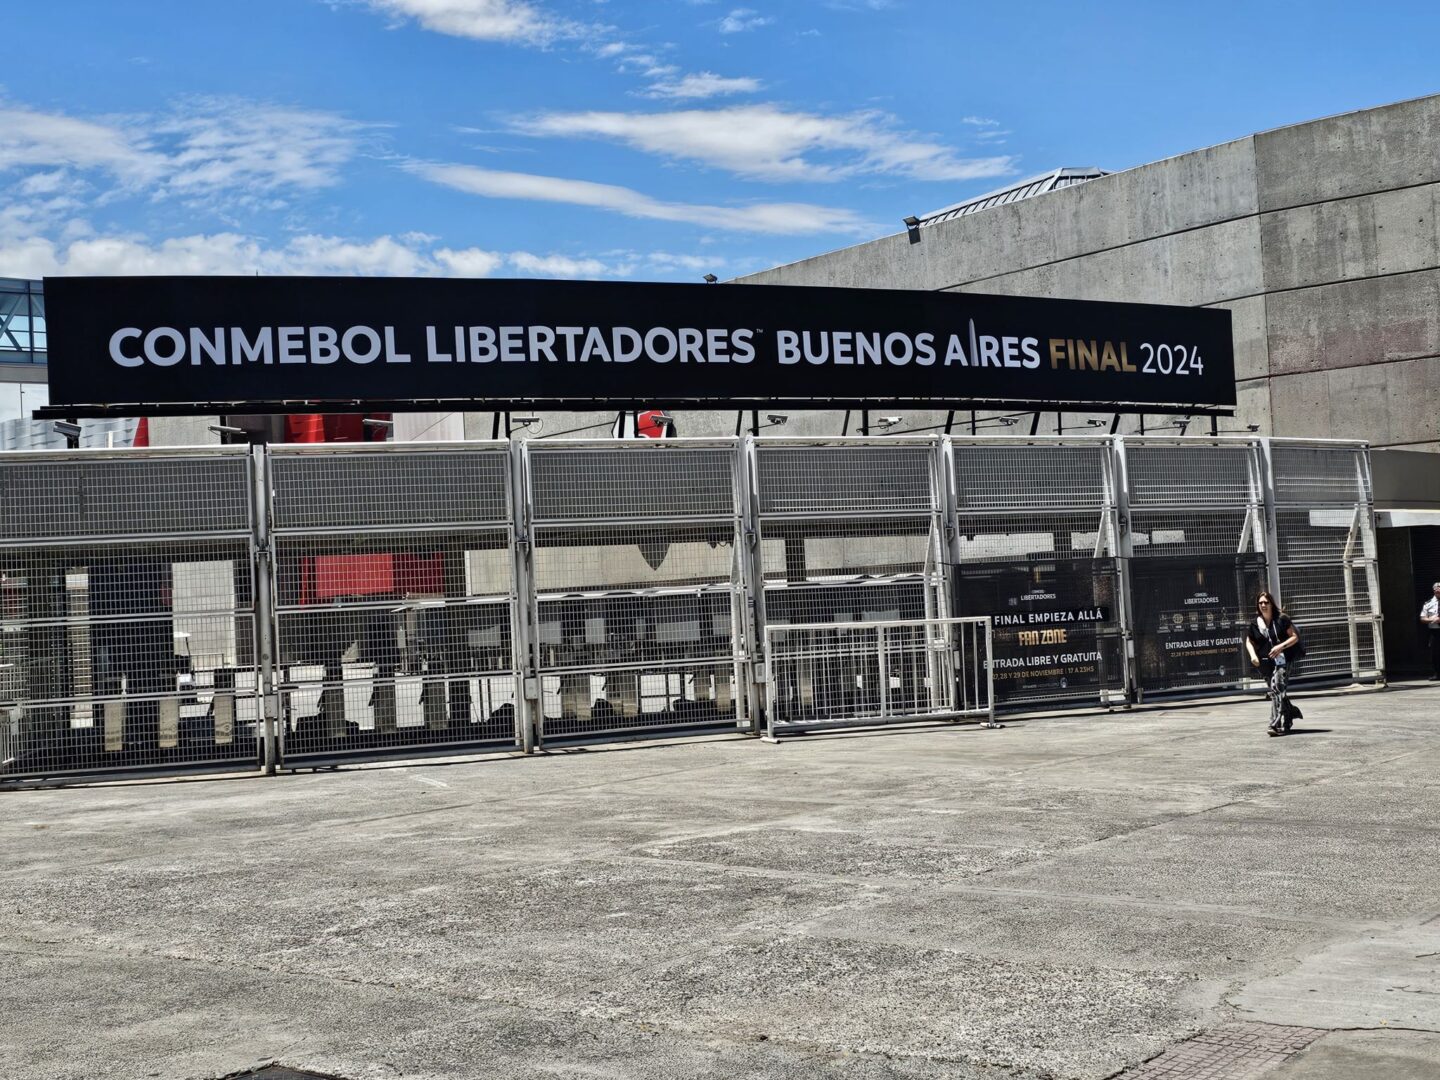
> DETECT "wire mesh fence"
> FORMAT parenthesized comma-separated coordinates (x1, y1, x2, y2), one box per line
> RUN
(0, 435, 1384, 782)
(949, 437, 1124, 709)
(267, 444, 519, 765)
(1267, 443, 1381, 683)
(0, 447, 261, 781)
(765, 616, 994, 737)
(1122, 438, 1268, 697)
(525, 440, 743, 741)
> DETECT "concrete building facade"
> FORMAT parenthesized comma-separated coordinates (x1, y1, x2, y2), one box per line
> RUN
(736, 93, 1440, 451)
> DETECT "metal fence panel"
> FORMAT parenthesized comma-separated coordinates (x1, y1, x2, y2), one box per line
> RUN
(1121, 438, 1267, 697)
(524, 440, 744, 743)
(1267, 443, 1381, 683)
(753, 439, 950, 731)
(267, 444, 519, 764)
(765, 616, 993, 738)
(0, 433, 1387, 781)
(1, 448, 261, 782)
(949, 437, 1125, 709)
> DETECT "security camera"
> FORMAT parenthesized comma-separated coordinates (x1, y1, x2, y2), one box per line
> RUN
(766, 414, 789, 426)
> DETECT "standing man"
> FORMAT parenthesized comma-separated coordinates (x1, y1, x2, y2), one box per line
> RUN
(1423, 582, 1440, 681)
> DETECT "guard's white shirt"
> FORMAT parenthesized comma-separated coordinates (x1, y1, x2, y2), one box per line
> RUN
(1423, 595, 1440, 624)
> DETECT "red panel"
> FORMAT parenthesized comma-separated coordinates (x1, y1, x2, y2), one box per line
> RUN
(310, 554, 395, 601)
(286, 414, 326, 443)
(637, 409, 669, 438)
(394, 552, 445, 595)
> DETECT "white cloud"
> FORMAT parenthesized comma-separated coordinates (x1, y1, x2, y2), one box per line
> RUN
(434, 246, 507, 276)
(637, 251, 714, 272)
(362, 0, 573, 44)
(0, 227, 663, 280)
(157, 99, 364, 199)
(0, 99, 363, 213)
(410, 161, 874, 234)
(0, 104, 161, 185)
(509, 251, 622, 278)
(513, 105, 1014, 183)
(718, 8, 772, 32)
(645, 72, 762, 100)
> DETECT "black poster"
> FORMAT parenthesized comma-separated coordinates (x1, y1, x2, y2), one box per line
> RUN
(1131, 554, 1268, 693)
(41, 276, 1235, 415)
(956, 559, 1123, 705)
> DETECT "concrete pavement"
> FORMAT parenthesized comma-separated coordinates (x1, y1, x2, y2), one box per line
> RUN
(1, 682, 1438, 1079)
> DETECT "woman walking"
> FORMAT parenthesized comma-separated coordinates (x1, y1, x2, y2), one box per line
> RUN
(1245, 592, 1302, 736)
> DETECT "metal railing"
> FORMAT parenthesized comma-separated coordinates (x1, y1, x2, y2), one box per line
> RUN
(265, 442, 520, 766)
(764, 615, 994, 739)
(522, 439, 745, 743)
(0, 434, 1385, 783)
(0, 446, 261, 781)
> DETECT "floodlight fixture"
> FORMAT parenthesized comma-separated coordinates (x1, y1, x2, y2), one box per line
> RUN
(874, 415, 903, 431)
(362, 418, 394, 430)
(766, 414, 789, 426)
(51, 421, 82, 439)
(902, 215, 921, 228)
(703, 274, 718, 284)
(208, 424, 246, 435)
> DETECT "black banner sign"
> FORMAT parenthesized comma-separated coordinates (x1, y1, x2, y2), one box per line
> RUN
(1131, 555, 1267, 693)
(40, 276, 1236, 415)
(956, 559, 1124, 705)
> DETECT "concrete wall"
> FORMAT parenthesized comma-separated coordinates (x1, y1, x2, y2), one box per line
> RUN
(735, 94, 1440, 451)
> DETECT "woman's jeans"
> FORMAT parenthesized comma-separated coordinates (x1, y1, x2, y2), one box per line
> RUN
(1265, 659, 1290, 729)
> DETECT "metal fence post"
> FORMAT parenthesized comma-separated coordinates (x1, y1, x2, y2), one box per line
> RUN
(877, 625, 889, 721)
(1109, 436, 1138, 706)
(1257, 439, 1284, 602)
(739, 435, 769, 735)
(251, 444, 279, 775)
(509, 439, 540, 753)
(1359, 448, 1386, 683)
(762, 624, 779, 743)
(982, 616, 998, 728)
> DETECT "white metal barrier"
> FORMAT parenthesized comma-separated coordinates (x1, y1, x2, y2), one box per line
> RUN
(763, 615, 994, 740)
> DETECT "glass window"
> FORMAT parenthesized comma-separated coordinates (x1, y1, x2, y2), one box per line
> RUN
(0, 283, 43, 362)
(0, 381, 48, 422)
(0, 382, 22, 422)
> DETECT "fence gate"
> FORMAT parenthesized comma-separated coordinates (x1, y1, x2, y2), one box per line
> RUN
(521, 439, 745, 745)
(1120, 437, 1269, 697)
(765, 615, 993, 738)
(948, 436, 1127, 709)
(751, 436, 950, 728)
(266, 443, 519, 766)
(0, 447, 261, 782)
(1265, 441, 1383, 683)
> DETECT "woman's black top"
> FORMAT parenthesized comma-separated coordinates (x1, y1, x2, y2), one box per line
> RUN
(1247, 613, 1297, 671)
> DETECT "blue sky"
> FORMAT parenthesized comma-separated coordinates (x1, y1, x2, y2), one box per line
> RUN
(2, 0, 1437, 283)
